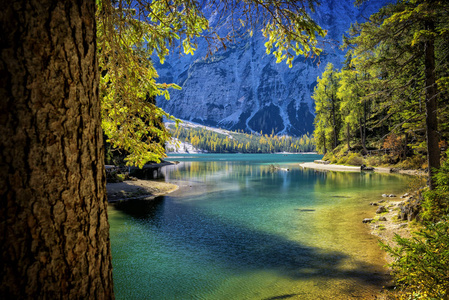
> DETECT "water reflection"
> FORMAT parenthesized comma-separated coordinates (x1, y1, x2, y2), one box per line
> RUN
(113, 197, 387, 284)
(110, 154, 410, 299)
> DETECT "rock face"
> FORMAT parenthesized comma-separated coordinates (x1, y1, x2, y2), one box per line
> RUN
(398, 196, 421, 221)
(156, 0, 391, 136)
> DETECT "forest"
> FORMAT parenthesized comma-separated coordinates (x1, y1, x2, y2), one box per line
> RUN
(312, 1, 448, 172)
(311, 1, 449, 298)
(166, 123, 315, 153)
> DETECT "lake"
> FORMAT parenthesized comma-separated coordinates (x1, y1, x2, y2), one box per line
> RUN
(108, 153, 411, 299)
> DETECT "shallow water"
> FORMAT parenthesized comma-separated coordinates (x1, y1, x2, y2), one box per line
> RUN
(109, 154, 411, 299)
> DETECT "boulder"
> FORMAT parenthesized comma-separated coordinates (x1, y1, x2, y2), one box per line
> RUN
(361, 164, 374, 171)
(362, 218, 374, 223)
(397, 196, 421, 221)
(378, 216, 387, 221)
(376, 206, 387, 214)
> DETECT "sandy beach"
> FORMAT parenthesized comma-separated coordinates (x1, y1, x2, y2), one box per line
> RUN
(299, 162, 426, 176)
(299, 162, 363, 172)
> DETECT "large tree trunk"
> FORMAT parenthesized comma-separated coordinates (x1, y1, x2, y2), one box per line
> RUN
(0, 1, 114, 298)
(424, 20, 440, 190)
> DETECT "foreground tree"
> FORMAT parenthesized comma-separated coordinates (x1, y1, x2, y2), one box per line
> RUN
(0, 1, 113, 298)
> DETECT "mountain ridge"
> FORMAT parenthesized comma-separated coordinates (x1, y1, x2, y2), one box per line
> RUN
(156, 0, 391, 136)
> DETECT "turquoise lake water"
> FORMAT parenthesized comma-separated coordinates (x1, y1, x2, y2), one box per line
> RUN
(109, 154, 412, 299)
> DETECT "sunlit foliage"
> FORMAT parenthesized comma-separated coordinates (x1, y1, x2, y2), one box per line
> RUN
(97, 0, 326, 167)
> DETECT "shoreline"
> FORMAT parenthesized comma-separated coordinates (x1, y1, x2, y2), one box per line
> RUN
(300, 161, 416, 298)
(299, 162, 426, 176)
(107, 179, 179, 202)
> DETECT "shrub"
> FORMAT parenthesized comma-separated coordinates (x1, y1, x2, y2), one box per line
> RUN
(397, 155, 427, 170)
(323, 152, 339, 164)
(337, 156, 348, 165)
(346, 152, 364, 166)
(383, 133, 404, 157)
(421, 151, 449, 221)
(365, 155, 383, 167)
(382, 151, 449, 299)
(381, 218, 449, 299)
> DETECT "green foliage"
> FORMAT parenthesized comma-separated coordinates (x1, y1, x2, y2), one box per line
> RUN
(97, 0, 200, 167)
(322, 152, 338, 164)
(345, 152, 364, 166)
(422, 151, 449, 221)
(381, 152, 449, 299)
(96, 0, 325, 166)
(380, 218, 449, 299)
(396, 155, 427, 170)
(261, 4, 326, 67)
(167, 124, 315, 153)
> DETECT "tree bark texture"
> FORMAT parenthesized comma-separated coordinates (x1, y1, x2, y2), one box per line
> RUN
(0, 1, 114, 298)
(424, 20, 440, 190)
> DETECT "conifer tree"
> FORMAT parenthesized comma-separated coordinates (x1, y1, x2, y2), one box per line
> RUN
(312, 63, 341, 153)
(348, 0, 449, 188)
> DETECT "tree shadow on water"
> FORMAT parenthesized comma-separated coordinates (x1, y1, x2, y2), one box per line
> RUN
(113, 197, 388, 290)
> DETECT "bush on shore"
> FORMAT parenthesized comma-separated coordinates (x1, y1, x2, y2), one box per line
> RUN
(381, 150, 449, 299)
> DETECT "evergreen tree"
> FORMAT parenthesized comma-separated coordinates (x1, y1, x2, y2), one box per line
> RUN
(312, 63, 341, 154)
(346, 0, 449, 188)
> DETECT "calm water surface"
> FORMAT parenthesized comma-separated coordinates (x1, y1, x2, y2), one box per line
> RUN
(109, 154, 411, 299)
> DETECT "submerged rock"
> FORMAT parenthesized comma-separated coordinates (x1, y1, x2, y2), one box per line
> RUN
(363, 218, 374, 223)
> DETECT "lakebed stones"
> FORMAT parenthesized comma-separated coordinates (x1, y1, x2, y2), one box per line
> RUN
(378, 216, 387, 221)
(376, 206, 388, 214)
(382, 194, 397, 198)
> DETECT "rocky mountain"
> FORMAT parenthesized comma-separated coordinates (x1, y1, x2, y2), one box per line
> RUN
(155, 0, 390, 136)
